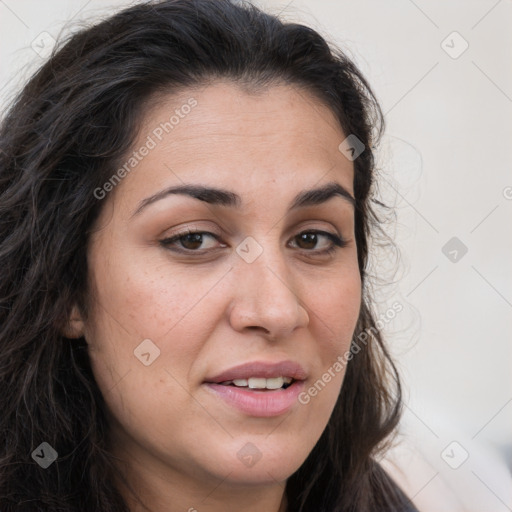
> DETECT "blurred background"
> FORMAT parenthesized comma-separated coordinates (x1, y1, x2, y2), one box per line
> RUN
(1, 1, 511, 510)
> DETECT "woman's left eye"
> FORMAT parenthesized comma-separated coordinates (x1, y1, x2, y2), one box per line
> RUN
(289, 230, 347, 254)
(159, 229, 347, 255)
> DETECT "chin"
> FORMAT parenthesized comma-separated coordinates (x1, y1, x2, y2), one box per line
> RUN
(197, 436, 312, 486)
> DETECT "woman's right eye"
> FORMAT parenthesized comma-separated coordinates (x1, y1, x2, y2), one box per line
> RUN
(160, 230, 225, 252)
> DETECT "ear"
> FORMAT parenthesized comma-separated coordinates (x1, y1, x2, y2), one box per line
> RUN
(61, 303, 86, 339)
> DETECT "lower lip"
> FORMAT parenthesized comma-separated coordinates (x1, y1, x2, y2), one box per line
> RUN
(204, 380, 305, 417)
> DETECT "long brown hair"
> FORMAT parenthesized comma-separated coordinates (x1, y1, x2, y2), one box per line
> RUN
(0, 1, 408, 510)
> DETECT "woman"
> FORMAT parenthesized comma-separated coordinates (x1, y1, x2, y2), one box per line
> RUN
(0, 1, 419, 511)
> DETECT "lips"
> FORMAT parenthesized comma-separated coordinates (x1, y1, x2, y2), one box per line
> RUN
(203, 360, 308, 417)
(204, 360, 308, 384)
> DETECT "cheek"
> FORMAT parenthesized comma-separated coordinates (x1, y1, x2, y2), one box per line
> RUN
(83, 254, 211, 453)
(312, 268, 362, 364)
(87, 242, 212, 343)
(83, 244, 231, 401)
(295, 268, 361, 415)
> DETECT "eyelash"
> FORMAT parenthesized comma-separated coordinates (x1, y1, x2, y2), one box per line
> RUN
(159, 229, 348, 257)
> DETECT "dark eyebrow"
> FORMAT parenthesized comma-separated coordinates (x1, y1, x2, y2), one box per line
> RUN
(131, 180, 355, 218)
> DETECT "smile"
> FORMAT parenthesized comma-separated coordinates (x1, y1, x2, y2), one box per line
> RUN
(203, 360, 307, 416)
(218, 376, 294, 390)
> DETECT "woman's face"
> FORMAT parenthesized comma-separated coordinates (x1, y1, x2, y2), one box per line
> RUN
(72, 81, 361, 504)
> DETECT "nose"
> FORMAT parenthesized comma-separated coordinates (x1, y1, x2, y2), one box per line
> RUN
(227, 249, 310, 340)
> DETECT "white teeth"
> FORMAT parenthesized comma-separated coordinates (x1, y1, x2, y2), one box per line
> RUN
(248, 377, 267, 389)
(265, 377, 284, 389)
(226, 376, 293, 389)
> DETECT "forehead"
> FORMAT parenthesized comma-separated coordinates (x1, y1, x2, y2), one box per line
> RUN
(109, 80, 355, 216)
(140, 80, 347, 157)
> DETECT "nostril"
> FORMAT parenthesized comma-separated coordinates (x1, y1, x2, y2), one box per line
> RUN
(246, 326, 273, 337)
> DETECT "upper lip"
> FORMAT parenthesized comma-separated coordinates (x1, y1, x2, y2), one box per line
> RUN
(205, 360, 308, 383)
